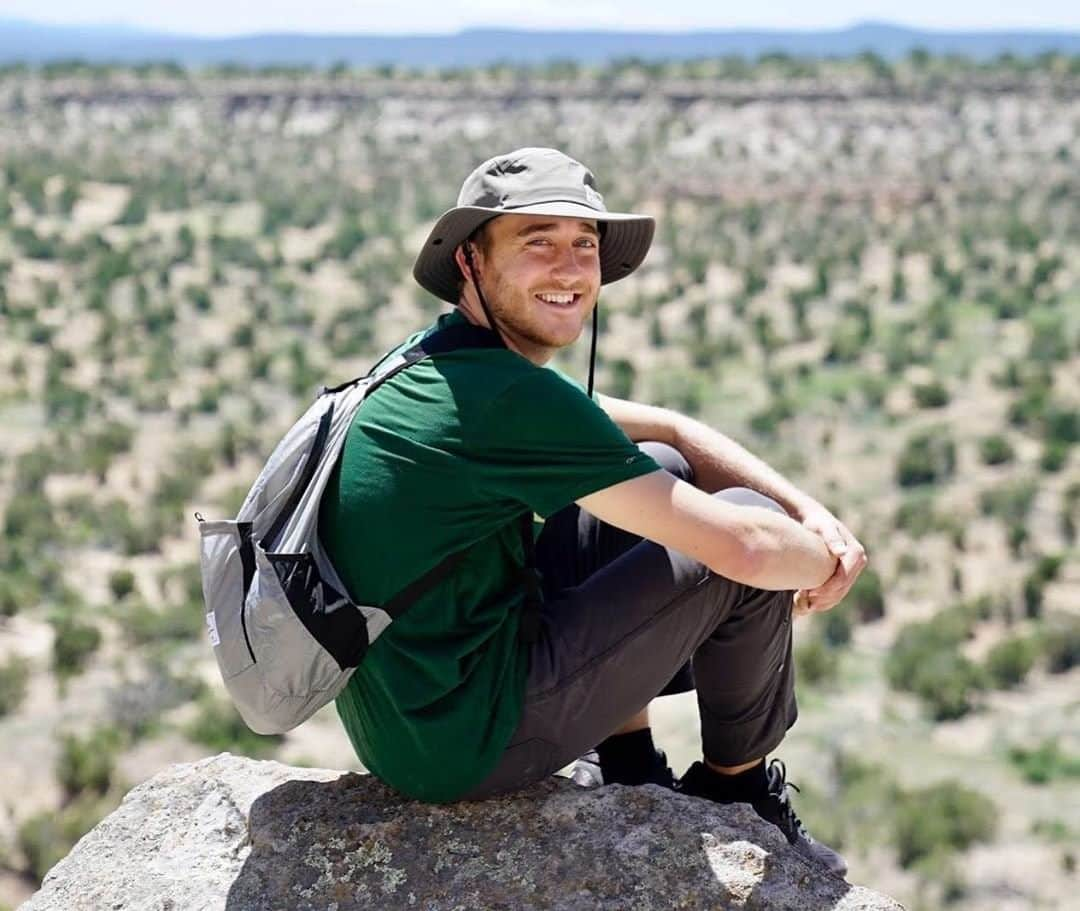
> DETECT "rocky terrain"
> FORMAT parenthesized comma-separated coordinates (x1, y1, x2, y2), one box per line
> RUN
(0, 54, 1078, 910)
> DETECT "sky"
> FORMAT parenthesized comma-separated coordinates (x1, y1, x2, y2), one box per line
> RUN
(2, 1, 1079, 37)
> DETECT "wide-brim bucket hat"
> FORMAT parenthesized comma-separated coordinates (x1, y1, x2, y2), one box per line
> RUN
(413, 147, 655, 303)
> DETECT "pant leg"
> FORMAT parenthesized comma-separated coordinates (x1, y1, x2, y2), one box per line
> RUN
(460, 486, 797, 800)
(534, 440, 694, 696)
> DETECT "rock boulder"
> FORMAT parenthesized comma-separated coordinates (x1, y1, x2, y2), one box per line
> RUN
(22, 753, 904, 910)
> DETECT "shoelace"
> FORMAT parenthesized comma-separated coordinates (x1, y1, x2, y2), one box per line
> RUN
(765, 760, 808, 839)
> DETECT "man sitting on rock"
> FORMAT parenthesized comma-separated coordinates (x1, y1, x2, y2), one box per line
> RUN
(318, 147, 867, 877)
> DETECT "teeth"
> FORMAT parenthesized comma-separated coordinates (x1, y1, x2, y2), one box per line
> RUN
(538, 293, 575, 304)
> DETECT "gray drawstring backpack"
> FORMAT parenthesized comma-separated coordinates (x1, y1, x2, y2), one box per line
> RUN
(195, 321, 543, 735)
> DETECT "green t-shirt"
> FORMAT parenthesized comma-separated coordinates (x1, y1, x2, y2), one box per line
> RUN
(318, 309, 660, 802)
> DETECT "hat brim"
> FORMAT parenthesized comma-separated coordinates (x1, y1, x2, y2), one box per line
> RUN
(413, 202, 655, 304)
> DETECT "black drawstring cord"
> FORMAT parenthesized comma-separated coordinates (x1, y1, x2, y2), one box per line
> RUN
(587, 304, 598, 399)
(463, 243, 506, 350)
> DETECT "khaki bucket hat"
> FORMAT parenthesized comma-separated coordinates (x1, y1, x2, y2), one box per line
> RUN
(413, 147, 655, 303)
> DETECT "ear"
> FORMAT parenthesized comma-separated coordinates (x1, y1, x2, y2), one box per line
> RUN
(455, 245, 473, 284)
(453, 243, 477, 286)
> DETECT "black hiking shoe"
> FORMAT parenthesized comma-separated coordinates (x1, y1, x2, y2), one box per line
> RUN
(678, 758, 848, 878)
(570, 748, 676, 789)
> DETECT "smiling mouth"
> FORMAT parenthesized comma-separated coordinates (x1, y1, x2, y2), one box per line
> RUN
(535, 293, 581, 309)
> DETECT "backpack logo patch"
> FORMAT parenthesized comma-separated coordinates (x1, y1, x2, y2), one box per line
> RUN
(205, 612, 221, 647)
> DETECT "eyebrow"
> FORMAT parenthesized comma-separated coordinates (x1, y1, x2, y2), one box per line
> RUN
(516, 221, 600, 239)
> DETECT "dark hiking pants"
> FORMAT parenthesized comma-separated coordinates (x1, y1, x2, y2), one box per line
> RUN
(461, 441, 798, 800)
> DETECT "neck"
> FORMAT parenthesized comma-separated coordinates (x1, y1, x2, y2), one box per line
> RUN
(455, 298, 554, 366)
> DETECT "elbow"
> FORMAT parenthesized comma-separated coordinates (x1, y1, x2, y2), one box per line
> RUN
(708, 528, 769, 588)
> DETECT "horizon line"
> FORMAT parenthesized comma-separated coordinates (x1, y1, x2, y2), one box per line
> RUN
(5, 17, 1080, 42)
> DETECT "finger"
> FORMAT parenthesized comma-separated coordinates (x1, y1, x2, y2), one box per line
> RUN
(809, 520, 848, 555)
(807, 567, 847, 597)
(840, 547, 867, 577)
(826, 532, 848, 555)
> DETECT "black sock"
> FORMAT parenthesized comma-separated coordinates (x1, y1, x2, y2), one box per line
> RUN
(696, 758, 768, 802)
(595, 728, 659, 784)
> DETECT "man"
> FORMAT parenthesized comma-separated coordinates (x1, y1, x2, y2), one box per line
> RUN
(319, 148, 867, 876)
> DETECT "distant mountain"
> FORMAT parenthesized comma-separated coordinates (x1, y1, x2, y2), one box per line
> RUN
(1, 18, 1078, 67)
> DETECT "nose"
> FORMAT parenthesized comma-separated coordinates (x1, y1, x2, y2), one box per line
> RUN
(551, 242, 592, 282)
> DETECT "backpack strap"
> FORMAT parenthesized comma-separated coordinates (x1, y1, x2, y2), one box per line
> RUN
(321, 321, 502, 397)
(348, 321, 543, 642)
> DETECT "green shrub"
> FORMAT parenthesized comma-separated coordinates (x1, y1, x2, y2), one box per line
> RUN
(1027, 310, 1071, 362)
(893, 493, 946, 536)
(823, 322, 864, 364)
(978, 434, 1014, 466)
(1022, 574, 1045, 619)
(322, 218, 366, 260)
(821, 604, 853, 647)
(984, 636, 1036, 688)
(185, 285, 211, 311)
(796, 635, 839, 686)
(81, 421, 135, 482)
(1044, 406, 1080, 447)
(1039, 440, 1069, 472)
(107, 569, 136, 601)
(51, 617, 101, 678)
(979, 478, 1037, 524)
(1032, 554, 1064, 584)
(123, 599, 204, 646)
(893, 781, 997, 868)
(1063, 483, 1080, 544)
(912, 380, 949, 409)
(0, 569, 37, 617)
(1008, 739, 1080, 785)
(849, 568, 885, 622)
(896, 428, 955, 487)
(114, 192, 147, 225)
(748, 395, 794, 438)
(3, 491, 60, 550)
(56, 727, 122, 797)
(886, 607, 985, 719)
(1042, 615, 1080, 673)
(607, 359, 636, 400)
(0, 655, 30, 716)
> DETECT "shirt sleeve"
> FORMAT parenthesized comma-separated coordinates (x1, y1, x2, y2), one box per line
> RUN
(468, 367, 661, 518)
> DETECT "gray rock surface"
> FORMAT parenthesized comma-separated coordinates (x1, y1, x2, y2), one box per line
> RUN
(21, 753, 905, 910)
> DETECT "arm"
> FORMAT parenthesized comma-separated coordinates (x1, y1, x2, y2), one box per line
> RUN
(576, 470, 837, 591)
(596, 393, 868, 611)
(596, 394, 816, 518)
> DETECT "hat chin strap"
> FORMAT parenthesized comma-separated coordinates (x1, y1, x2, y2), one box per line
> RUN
(462, 244, 599, 400)
(463, 243, 507, 350)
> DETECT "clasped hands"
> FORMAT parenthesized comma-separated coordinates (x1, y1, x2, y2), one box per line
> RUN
(791, 501, 868, 618)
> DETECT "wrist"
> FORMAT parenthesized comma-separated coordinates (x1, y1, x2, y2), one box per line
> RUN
(779, 495, 810, 523)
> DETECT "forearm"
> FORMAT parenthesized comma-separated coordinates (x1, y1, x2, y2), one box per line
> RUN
(740, 507, 837, 590)
(672, 413, 815, 519)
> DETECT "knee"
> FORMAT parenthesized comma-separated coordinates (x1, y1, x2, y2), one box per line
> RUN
(638, 441, 694, 484)
(713, 487, 789, 517)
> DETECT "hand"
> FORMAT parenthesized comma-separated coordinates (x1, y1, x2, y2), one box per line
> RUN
(793, 501, 868, 615)
(792, 589, 813, 618)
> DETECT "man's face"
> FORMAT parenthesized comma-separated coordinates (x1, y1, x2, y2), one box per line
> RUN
(462, 213, 601, 363)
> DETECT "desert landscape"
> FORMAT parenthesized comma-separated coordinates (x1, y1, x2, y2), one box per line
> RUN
(0, 52, 1078, 910)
